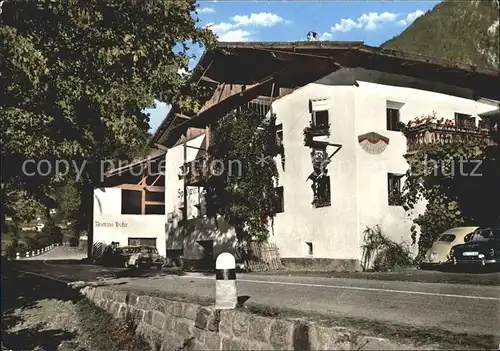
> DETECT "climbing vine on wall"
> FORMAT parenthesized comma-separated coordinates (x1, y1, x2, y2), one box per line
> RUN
(203, 107, 281, 244)
(399, 116, 499, 260)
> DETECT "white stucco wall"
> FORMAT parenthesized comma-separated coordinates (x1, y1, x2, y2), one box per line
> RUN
(270, 84, 360, 260)
(164, 135, 237, 259)
(268, 78, 496, 262)
(93, 188, 166, 256)
(354, 81, 496, 257)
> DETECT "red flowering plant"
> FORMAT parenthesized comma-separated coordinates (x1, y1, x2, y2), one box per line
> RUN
(398, 111, 440, 134)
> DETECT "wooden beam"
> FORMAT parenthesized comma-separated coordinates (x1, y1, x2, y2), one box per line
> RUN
(196, 60, 214, 84)
(145, 201, 165, 206)
(150, 173, 163, 186)
(114, 184, 165, 192)
(175, 113, 192, 120)
(200, 76, 220, 84)
(141, 190, 146, 214)
(154, 143, 168, 151)
(138, 176, 147, 185)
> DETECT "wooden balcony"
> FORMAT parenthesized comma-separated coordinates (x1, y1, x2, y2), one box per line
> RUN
(304, 123, 330, 137)
(405, 124, 496, 153)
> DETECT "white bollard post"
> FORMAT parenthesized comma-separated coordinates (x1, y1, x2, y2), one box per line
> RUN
(37, 250, 40, 255)
(31, 251, 35, 256)
(26, 252, 30, 258)
(16, 253, 20, 260)
(215, 252, 237, 310)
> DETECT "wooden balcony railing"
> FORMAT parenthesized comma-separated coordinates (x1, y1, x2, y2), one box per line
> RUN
(304, 123, 330, 137)
(405, 124, 495, 153)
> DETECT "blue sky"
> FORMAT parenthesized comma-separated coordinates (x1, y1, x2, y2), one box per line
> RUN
(146, 0, 440, 134)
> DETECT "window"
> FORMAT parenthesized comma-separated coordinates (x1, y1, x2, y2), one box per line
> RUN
(388, 173, 403, 206)
(273, 186, 284, 213)
(122, 189, 165, 215)
(313, 110, 329, 127)
(306, 242, 313, 256)
(276, 123, 285, 171)
(386, 108, 400, 131)
(455, 113, 475, 128)
(313, 175, 331, 208)
(121, 190, 142, 214)
(276, 123, 283, 146)
(437, 234, 456, 242)
(128, 238, 157, 247)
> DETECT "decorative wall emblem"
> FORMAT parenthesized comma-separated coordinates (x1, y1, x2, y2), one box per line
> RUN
(358, 132, 390, 155)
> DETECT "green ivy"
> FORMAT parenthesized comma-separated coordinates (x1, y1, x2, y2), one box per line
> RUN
(204, 107, 280, 244)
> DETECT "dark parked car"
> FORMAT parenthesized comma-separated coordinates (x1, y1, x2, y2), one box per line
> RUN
(121, 245, 164, 269)
(448, 226, 500, 270)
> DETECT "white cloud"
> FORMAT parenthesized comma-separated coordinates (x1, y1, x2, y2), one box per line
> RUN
(207, 12, 285, 42)
(205, 22, 235, 34)
(398, 10, 425, 26)
(319, 32, 334, 40)
(331, 18, 362, 32)
(407, 10, 424, 22)
(218, 29, 250, 42)
(198, 7, 215, 14)
(331, 11, 399, 32)
(232, 12, 284, 27)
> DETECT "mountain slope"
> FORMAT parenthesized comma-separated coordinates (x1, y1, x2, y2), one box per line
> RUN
(382, 0, 499, 71)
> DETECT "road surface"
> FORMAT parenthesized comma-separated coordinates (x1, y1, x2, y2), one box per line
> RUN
(11, 258, 500, 345)
(22, 246, 87, 261)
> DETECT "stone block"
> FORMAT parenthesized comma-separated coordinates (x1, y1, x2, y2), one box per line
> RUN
(102, 289, 113, 300)
(117, 305, 127, 319)
(152, 311, 166, 330)
(219, 310, 235, 336)
(161, 332, 185, 351)
(127, 292, 139, 306)
(134, 308, 146, 322)
(308, 325, 344, 350)
(170, 301, 184, 317)
(137, 295, 152, 309)
(163, 315, 174, 331)
(269, 319, 294, 349)
(93, 287, 103, 300)
(232, 311, 250, 338)
(221, 336, 250, 350)
(112, 290, 128, 303)
(175, 319, 193, 339)
(205, 332, 222, 350)
(183, 303, 200, 320)
(87, 287, 96, 300)
(195, 307, 212, 330)
(207, 310, 221, 332)
(190, 325, 207, 343)
(151, 297, 166, 313)
(248, 315, 272, 344)
(144, 310, 153, 325)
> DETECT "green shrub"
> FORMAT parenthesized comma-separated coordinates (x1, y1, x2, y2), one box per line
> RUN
(361, 225, 413, 272)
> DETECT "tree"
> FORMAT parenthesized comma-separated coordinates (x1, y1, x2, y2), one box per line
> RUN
(204, 108, 281, 245)
(1, 0, 215, 256)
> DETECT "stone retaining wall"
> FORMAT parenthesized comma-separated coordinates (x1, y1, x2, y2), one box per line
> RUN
(80, 285, 424, 351)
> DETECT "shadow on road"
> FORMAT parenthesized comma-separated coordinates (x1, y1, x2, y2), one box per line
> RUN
(1, 262, 80, 350)
(111, 267, 186, 279)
